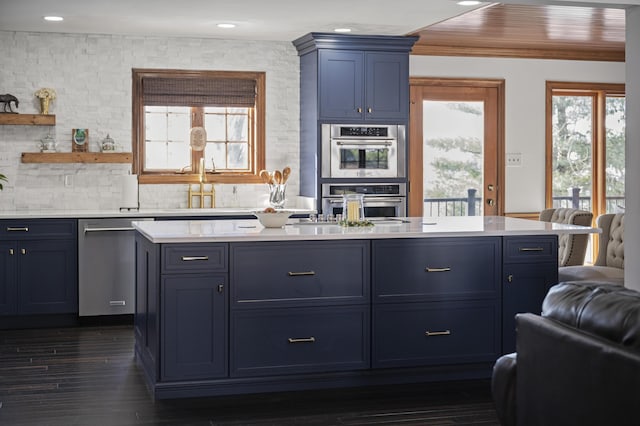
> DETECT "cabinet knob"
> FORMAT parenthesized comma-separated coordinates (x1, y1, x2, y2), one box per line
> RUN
(9, 248, 14, 255)
(217, 284, 224, 293)
(21, 248, 26, 255)
(507, 274, 513, 283)
(357, 107, 362, 113)
(486, 199, 495, 206)
(367, 107, 372, 113)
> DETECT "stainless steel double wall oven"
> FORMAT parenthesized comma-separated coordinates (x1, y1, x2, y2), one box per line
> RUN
(320, 123, 407, 217)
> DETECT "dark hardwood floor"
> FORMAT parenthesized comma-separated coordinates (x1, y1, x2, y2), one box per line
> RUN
(0, 325, 500, 425)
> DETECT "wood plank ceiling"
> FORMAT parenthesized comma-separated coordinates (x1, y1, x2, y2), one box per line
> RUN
(409, 3, 625, 62)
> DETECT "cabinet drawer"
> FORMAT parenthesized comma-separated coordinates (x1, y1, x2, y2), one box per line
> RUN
(0, 219, 76, 240)
(503, 236, 558, 264)
(373, 300, 500, 368)
(162, 244, 228, 273)
(231, 241, 369, 306)
(231, 305, 370, 377)
(373, 238, 500, 302)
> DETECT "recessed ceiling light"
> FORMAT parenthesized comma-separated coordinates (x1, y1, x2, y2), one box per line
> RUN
(457, 1, 481, 5)
(217, 23, 236, 29)
(334, 28, 352, 33)
(44, 16, 64, 22)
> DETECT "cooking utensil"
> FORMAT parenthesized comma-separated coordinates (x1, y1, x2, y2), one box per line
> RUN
(259, 170, 271, 184)
(274, 170, 283, 184)
(282, 166, 291, 184)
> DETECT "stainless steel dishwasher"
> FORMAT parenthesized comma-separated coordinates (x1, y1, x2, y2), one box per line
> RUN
(78, 217, 154, 316)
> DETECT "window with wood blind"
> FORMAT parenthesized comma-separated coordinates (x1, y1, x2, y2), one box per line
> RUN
(132, 69, 265, 184)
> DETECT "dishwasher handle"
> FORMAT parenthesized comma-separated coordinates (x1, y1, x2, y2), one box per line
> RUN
(84, 226, 136, 233)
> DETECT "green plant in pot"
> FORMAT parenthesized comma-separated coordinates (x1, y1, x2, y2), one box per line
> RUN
(0, 173, 7, 190)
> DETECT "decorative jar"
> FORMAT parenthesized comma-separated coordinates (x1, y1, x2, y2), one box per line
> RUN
(343, 194, 365, 222)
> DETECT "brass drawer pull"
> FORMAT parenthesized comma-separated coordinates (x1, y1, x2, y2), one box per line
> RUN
(425, 267, 451, 273)
(519, 247, 544, 252)
(425, 330, 451, 337)
(288, 271, 316, 276)
(7, 227, 29, 232)
(181, 256, 209, 261)
(288, 337, 316, 343)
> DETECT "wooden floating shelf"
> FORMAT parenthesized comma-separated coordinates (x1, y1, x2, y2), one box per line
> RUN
(21, 152, 133, 164)
(0, 114, 56, 125)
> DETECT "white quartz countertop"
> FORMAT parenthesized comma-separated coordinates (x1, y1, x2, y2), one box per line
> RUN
(0, 208, 314, 219)
(134, 216, 599, 243)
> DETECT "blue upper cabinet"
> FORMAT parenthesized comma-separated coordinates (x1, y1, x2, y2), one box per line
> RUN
(294, 33, 418, 123)
(319, 50, 409, 121)
(318, 50, 364, 120)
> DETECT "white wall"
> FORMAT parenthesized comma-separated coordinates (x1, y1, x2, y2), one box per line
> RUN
(410, 55, 625, 213)
(0, 31, 300, 211)
(625, 6, 640, 291)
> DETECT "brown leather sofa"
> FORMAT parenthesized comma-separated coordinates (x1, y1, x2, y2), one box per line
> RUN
(492, 281, 640, 426)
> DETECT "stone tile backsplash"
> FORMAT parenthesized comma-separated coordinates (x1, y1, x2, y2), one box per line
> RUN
(0, 31, 300, 212)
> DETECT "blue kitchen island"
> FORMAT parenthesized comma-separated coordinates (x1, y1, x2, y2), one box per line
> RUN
(133, 216, 595, 399)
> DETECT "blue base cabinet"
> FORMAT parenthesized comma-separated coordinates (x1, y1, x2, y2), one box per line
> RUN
(162, 273, 228, 381)
(135, 234, 558, 399)
(502, 236, 558, 353)
(372, 238, 502, 368)
(0, 219, 77, 318)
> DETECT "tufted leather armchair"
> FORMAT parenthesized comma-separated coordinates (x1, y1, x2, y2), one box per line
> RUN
(539, 208, 593, 266)
(492, 281, 640, 426)
(559, 213, 624, 284)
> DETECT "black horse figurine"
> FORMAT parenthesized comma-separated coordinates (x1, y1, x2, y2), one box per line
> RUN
(0, 94, 19, 113)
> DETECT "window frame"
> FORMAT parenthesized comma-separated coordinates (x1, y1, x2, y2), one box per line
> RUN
(132, 68, 265, 184)
(545, 81, 625, 216)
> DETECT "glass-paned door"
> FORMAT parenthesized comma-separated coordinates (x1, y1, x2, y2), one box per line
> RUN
(409, 79, 504, 217)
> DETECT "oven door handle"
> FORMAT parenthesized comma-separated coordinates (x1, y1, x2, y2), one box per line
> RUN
(326, 199, 344, 204)
(326, 197, 404, 204)
(363, 198, 404, 204)
(335, 140, 393, 146)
